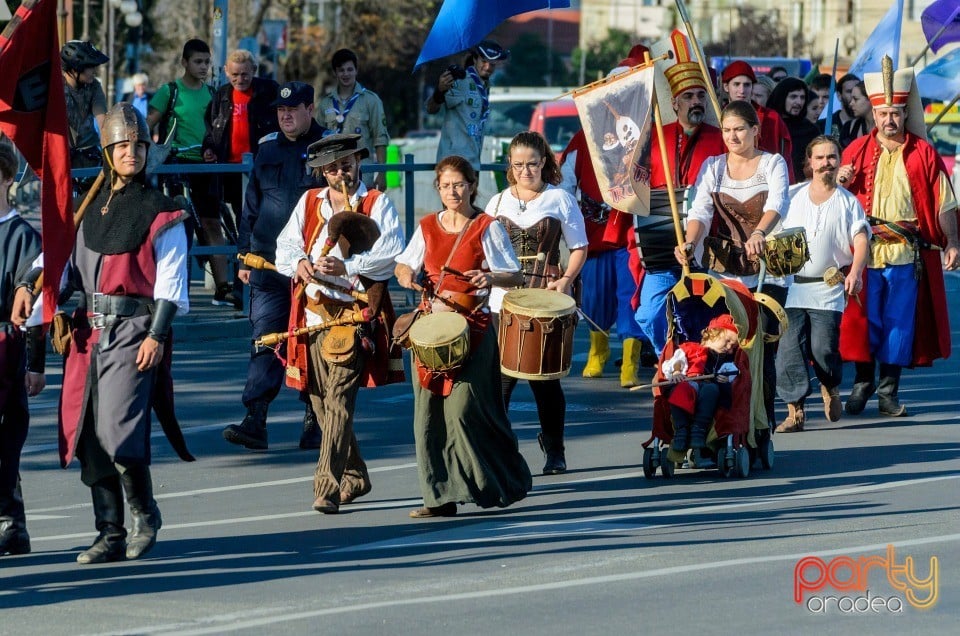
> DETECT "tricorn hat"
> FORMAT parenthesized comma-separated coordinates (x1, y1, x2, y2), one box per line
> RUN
(306, 133, 370, 168)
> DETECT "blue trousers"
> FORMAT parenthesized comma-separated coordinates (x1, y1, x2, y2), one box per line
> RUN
(866, 264, 917, 367)
(579, 248, 644, 340)
(242, 269, 294, 406)
(634, 268, 681, 356)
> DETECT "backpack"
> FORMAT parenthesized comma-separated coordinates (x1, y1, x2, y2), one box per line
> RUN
(157, 80, 216, 145)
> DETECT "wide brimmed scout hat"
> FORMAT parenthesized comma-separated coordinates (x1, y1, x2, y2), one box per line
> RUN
(863, 55, 926, 140)
(306, 133, 370, 168)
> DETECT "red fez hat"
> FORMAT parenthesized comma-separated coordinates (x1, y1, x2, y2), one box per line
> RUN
(721, 60, 757, 84)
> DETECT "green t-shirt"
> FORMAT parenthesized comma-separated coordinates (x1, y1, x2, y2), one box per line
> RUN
(150, 79, 213, 162)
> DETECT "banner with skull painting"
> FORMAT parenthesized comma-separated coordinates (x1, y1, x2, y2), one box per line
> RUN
(572, 65, 654, 216)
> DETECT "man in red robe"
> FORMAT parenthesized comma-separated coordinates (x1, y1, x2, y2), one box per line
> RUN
(721, 60, 794, 182)
(837, 57, 959, 417)
(632, 31, 725, 356)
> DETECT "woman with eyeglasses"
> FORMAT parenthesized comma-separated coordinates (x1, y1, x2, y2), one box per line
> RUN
(484, 131, 588, 475)
(395, 155, 531, 518)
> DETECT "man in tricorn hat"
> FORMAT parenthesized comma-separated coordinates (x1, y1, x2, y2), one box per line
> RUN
(426, 39, 510, 169)
(275, 133, 405, 514)
(837, 56, 959, 418)
(14, 102, 193, 564)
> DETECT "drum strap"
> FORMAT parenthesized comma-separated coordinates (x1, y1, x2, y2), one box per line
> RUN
(434, 213, 476, 299)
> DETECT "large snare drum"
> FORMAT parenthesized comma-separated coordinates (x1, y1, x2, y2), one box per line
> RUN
(499, 288, 578, 380)
(764, 228, 810, 277)
(409, 312, 470, 371)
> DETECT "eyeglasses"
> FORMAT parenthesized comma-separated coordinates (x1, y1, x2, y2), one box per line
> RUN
(511, 160, 542, 172)
(438, 182, 470, 192)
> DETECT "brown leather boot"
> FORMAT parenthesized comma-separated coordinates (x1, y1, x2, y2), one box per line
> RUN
(820, 385, 842, 422)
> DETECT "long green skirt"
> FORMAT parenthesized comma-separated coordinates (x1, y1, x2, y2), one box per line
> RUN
(413, 326, 532, 509)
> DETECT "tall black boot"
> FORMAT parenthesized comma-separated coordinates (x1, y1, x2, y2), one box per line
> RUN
(121, 466, 162, 559)
(845, 361, 877, 414)
(878, 363, 907, 417)
(538, 432, 567, 475)
(668, 407, 691, 452)
(299, 403, 322, 450)
(222, 400, 269, 449)
(689, 383, 720, 449)
(77, 476, 126, 564)
(0, 480, 30, 556)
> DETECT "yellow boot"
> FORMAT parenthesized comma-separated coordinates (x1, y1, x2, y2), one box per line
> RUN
(582, 331, 610, 378)
(620, 338, 642, 388)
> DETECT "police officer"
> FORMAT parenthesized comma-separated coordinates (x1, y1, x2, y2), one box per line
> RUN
(222, 81, 329, 451)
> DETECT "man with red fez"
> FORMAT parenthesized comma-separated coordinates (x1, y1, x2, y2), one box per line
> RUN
(632, 30, 726, 357)
(721, 60, 794, 182)
(837, 56, 959, 417)
(560, 45, 653, 388)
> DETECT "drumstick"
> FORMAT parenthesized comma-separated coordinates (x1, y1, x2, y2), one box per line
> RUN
(576, 308, 608, 335)
(629, 373, 719, 392)
(518, 252, 547, 262)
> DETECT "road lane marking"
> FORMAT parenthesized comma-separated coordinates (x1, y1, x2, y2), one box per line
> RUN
(133, 531, 960, 635)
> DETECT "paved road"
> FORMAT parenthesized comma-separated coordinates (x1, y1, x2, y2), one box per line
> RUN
(2, 280, 958, 634)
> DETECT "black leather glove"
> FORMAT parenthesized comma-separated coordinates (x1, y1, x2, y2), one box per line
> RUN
(147, 299, 178, 343)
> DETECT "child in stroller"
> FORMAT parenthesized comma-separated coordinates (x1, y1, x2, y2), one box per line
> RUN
(661, 314, 741, 463)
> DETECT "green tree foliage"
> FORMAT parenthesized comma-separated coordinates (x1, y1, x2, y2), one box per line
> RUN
(702, 7, 809, 60)
(498, 33, 567, 87)
(566, 29, 636, 85)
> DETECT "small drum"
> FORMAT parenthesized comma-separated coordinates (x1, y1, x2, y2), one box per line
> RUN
(764, 228, 810, 277)
(409, 312, 470, 371)
(499, 288, 578, 380)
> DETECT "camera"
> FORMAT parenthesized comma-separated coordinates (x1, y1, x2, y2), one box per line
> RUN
(446, 64, 467, 80)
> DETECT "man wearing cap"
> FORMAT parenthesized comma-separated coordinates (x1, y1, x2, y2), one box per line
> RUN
(426, 40, 509, 169)
(317, 49, 390, 191)
(635, 31, 726, 357)
(837, 57, 959, 417)
(61, 40, 109, 168)
(560, 44, 655, 388)
(223, 81, 328, 452)
(275, 133, 405, 514)
(721, 60, 794, 182)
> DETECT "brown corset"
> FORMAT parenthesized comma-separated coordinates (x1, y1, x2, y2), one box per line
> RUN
(702, 191, 767, 277)
(498, 216, 562, 289)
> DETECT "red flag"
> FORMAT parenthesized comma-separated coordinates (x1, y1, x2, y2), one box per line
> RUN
(0, 0, 74, 324)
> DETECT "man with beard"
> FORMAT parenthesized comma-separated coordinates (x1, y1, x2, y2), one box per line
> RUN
(721, 60, 794, 182)
(635, 32, 725, 356)
(829, 73, 861, 132)
(837, 58, 959, 418)
(774, 136, 870, 432)
(768, 77, 821, 182)
(425, 40, 509, 170)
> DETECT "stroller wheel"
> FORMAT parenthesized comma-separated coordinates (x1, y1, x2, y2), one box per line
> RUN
(661, 456, 675, 478)
(757, 434, 775, 470)
(642, 447, 657, 479)
(735, 446, 751, 478)
(716, 447, 731, 478)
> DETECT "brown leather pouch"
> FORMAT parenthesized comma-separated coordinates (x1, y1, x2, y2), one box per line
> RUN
(51, 311, 73, 356)
(321, 324, 358, 365)
(391, 309, 422, 349)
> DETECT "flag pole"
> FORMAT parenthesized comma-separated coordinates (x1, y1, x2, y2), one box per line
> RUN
(644, 51, 689, 279)
(825, 39, 840, 137)
(926, 92, 960, 134)
(561, 52, 672, 98)
(57, 0, 66, 46)
(675, 0, 722, 121)
(910, 17, 956, 67)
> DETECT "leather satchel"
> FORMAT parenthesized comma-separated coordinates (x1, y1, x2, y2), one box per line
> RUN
(391, 308, 422, 349)
(321, 324, 358, 366)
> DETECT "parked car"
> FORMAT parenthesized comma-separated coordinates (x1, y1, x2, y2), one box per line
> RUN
(529, 97, 581, 158)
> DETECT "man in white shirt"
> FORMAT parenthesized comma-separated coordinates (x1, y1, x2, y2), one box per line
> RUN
(774, 136, 870, 432)
(275, 134, 405, 514)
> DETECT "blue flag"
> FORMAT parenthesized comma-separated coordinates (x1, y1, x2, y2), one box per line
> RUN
(916, 48, 960, 102)
(821, 1, 904, 122)
(415, 0, 571, 69)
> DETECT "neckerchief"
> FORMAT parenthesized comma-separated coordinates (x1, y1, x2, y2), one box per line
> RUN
(331, 84, 364, 133)
(465, 66, 489, 136)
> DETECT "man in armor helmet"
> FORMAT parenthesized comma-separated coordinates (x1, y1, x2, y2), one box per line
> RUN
(13, 103, 193, 564)
(61, 40, 109, 168)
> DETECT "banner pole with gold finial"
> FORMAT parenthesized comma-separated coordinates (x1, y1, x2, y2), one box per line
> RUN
(675, 0, 722, 121)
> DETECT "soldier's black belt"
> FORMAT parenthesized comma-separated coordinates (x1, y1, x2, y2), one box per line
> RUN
(86, 293, 154, 329)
